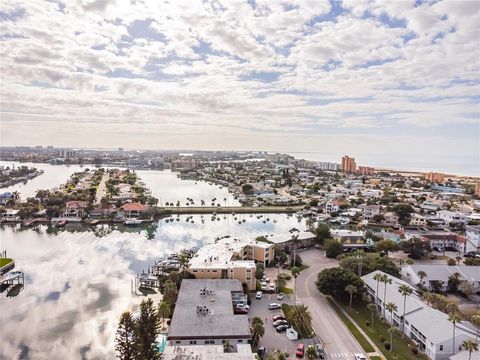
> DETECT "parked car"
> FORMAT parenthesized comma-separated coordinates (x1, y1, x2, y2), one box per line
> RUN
(272, 314, 285, 322)
(296, 344, 305, 358)
(281, 262, 289, 269)
(275, 324, 289, 332)
(265, 277, 270, 282)
(276, 292, 285, 300)
(257, 346, 266, 360)
(255, 291, 263, 299)
(273, 319, 288, 327)
(235, 304, 249, 313)
(354, 354, 367, 360)
(268, 283, 276, 291)
(269, 303, 281, 310)
(261, 285, 268, 291)
(465, 251, 480, 258)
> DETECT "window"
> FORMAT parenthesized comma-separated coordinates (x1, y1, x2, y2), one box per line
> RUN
(238, 340, 243, 343)
(175, 341, 181, 344)
(189, 340, 197, 345)
(192, 270, 197, 272)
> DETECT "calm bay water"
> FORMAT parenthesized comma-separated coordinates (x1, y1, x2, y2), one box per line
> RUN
(0, 163, 304, 359)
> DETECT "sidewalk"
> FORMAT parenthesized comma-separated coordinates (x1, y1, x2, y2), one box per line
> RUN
(333, 299, 384, 359)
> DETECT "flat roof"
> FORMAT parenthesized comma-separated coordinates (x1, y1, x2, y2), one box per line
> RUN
(162, 344, 256, 360)
(168, 279, 251, 340)
(265, 231, 316, 245)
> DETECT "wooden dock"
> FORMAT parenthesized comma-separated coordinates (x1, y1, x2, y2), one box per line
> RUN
(154, 205, 303, 215)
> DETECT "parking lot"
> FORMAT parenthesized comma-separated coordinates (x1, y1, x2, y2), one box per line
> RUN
(249, 291, 316, 358)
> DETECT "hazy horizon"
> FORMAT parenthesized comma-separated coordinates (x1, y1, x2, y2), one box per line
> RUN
(1, 0, 479, 176)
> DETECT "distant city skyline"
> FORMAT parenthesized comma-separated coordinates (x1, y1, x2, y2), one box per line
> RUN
(1, 0, 479, 176)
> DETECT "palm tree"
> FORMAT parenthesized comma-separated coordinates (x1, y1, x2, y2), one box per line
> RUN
(381, 274, 392, 319)
(385, 302, 398, 325)
(455, 256, 462, 265)
(250, 317, 265, 346)
(367, 303, 376, 327)
(345, 284, 357, 308)
(417, 270, 427, 286)
(398, 284, 413, 338)
(471, 314, 480, 343)
(223, 339, 233, 353)
(388, 326, 398, 353)
(446, 301, 459, 315)
(306, 345, 318, 359)
(289, 304, 313, 336)
(462, 339, 479, 360)
(373, 272, 383, 314)
(449, 312, 461, 355)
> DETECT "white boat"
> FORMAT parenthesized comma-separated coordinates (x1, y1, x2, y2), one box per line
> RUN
(125, 219, 143, 225)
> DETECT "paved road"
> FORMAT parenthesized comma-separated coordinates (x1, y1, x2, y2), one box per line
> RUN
(94, 173, 109, 205)
(295, 249, 366, 360)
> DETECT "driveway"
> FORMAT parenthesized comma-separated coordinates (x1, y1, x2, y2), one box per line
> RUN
(295, 248, 366, 360)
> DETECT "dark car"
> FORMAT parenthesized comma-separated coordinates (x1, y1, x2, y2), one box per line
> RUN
(257, 346, 266, 360)
(273, 319, 288, 327)
(275, 324, 289, 332)
(465, 251, 480, 258)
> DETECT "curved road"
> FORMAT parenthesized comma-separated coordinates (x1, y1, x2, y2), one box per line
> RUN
(296, 249, 365, 359)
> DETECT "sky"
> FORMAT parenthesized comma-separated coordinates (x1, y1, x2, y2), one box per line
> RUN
(0, 0, 479, 175)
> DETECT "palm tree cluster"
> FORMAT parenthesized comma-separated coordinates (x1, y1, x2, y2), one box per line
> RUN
(250, 316, 265, 347)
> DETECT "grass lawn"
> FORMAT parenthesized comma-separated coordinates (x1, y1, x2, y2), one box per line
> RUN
(0, 258, 13, 268)
(282, 287, 294, 294)
(340, 300, 429, 360)
(327, 298, 375, 353)
(369, 357, 383, 360)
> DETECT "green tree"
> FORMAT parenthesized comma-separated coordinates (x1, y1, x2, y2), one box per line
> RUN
(392, 204, 414, 225)
(158, 300, 171, 329)
(324, 238, 343, 258)
(316, 268, 363, 299)
(135, 298, 160, 360)
(374, 239, 399, 256)
(314, 223, 331, 244)
(275, 275, 287, 292)
(373, 273, 383, 314)
(417, 270, 427, 286)
(163, 280, 178, 307)
(401, 237, 431, 259)
(223, 339, 233, 353)
(255, 263, 265, 280)
(115, 311, 138, 360)
(398, 284, 413, 338)
(388, 326, 398, 353)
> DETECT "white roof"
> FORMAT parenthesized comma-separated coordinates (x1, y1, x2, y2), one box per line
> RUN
(362, 271, 477, 343)
(163, 344, 256, 360)
(403, 264, 480, 283)
(265, 231, 316, 245)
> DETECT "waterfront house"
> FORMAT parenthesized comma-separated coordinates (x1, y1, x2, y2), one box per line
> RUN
(119, 203, 148, 218)
(465, 225, 480, 252)
(63, 201, 88, 218)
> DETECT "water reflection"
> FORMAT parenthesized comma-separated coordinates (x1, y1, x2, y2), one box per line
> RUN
(0, 214, 307, 359)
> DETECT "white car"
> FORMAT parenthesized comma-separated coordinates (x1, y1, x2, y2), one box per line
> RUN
(354, 354, 367, 360)
(268, 303, 281, 310)
(255, 291, 263, 299)
(276, 292, 285, 300)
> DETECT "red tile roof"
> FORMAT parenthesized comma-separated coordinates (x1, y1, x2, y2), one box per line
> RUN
(120, 203, 148, 212)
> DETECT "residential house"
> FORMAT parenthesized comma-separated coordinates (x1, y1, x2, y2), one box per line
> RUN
(363, 205, 380, 221)
(436, 210, 467, 225)
(0, 192, 15, 206)
(63, 201, 87, 218)
(410, 213, 427, 227)
(119, 203, 149, 218)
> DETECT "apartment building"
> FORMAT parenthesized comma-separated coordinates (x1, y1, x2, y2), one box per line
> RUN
(400, 264, 480, 292)
(362, 271, 477, 360)
(425, 172, 445, 183)
(363, 205, 380, 221)
(410, 213, 427, 226)
(167, 279, 252, 349)
(341, 155, 356, 174)
(436, 210, 467, 225)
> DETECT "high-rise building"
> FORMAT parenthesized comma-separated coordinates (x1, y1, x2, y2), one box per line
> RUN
(341, 155, 356, 173)
(475, 182, 480, 197)
(425, 172, 445, 183)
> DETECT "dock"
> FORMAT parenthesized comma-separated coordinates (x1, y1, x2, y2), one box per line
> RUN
(155, 205, 303, 215)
